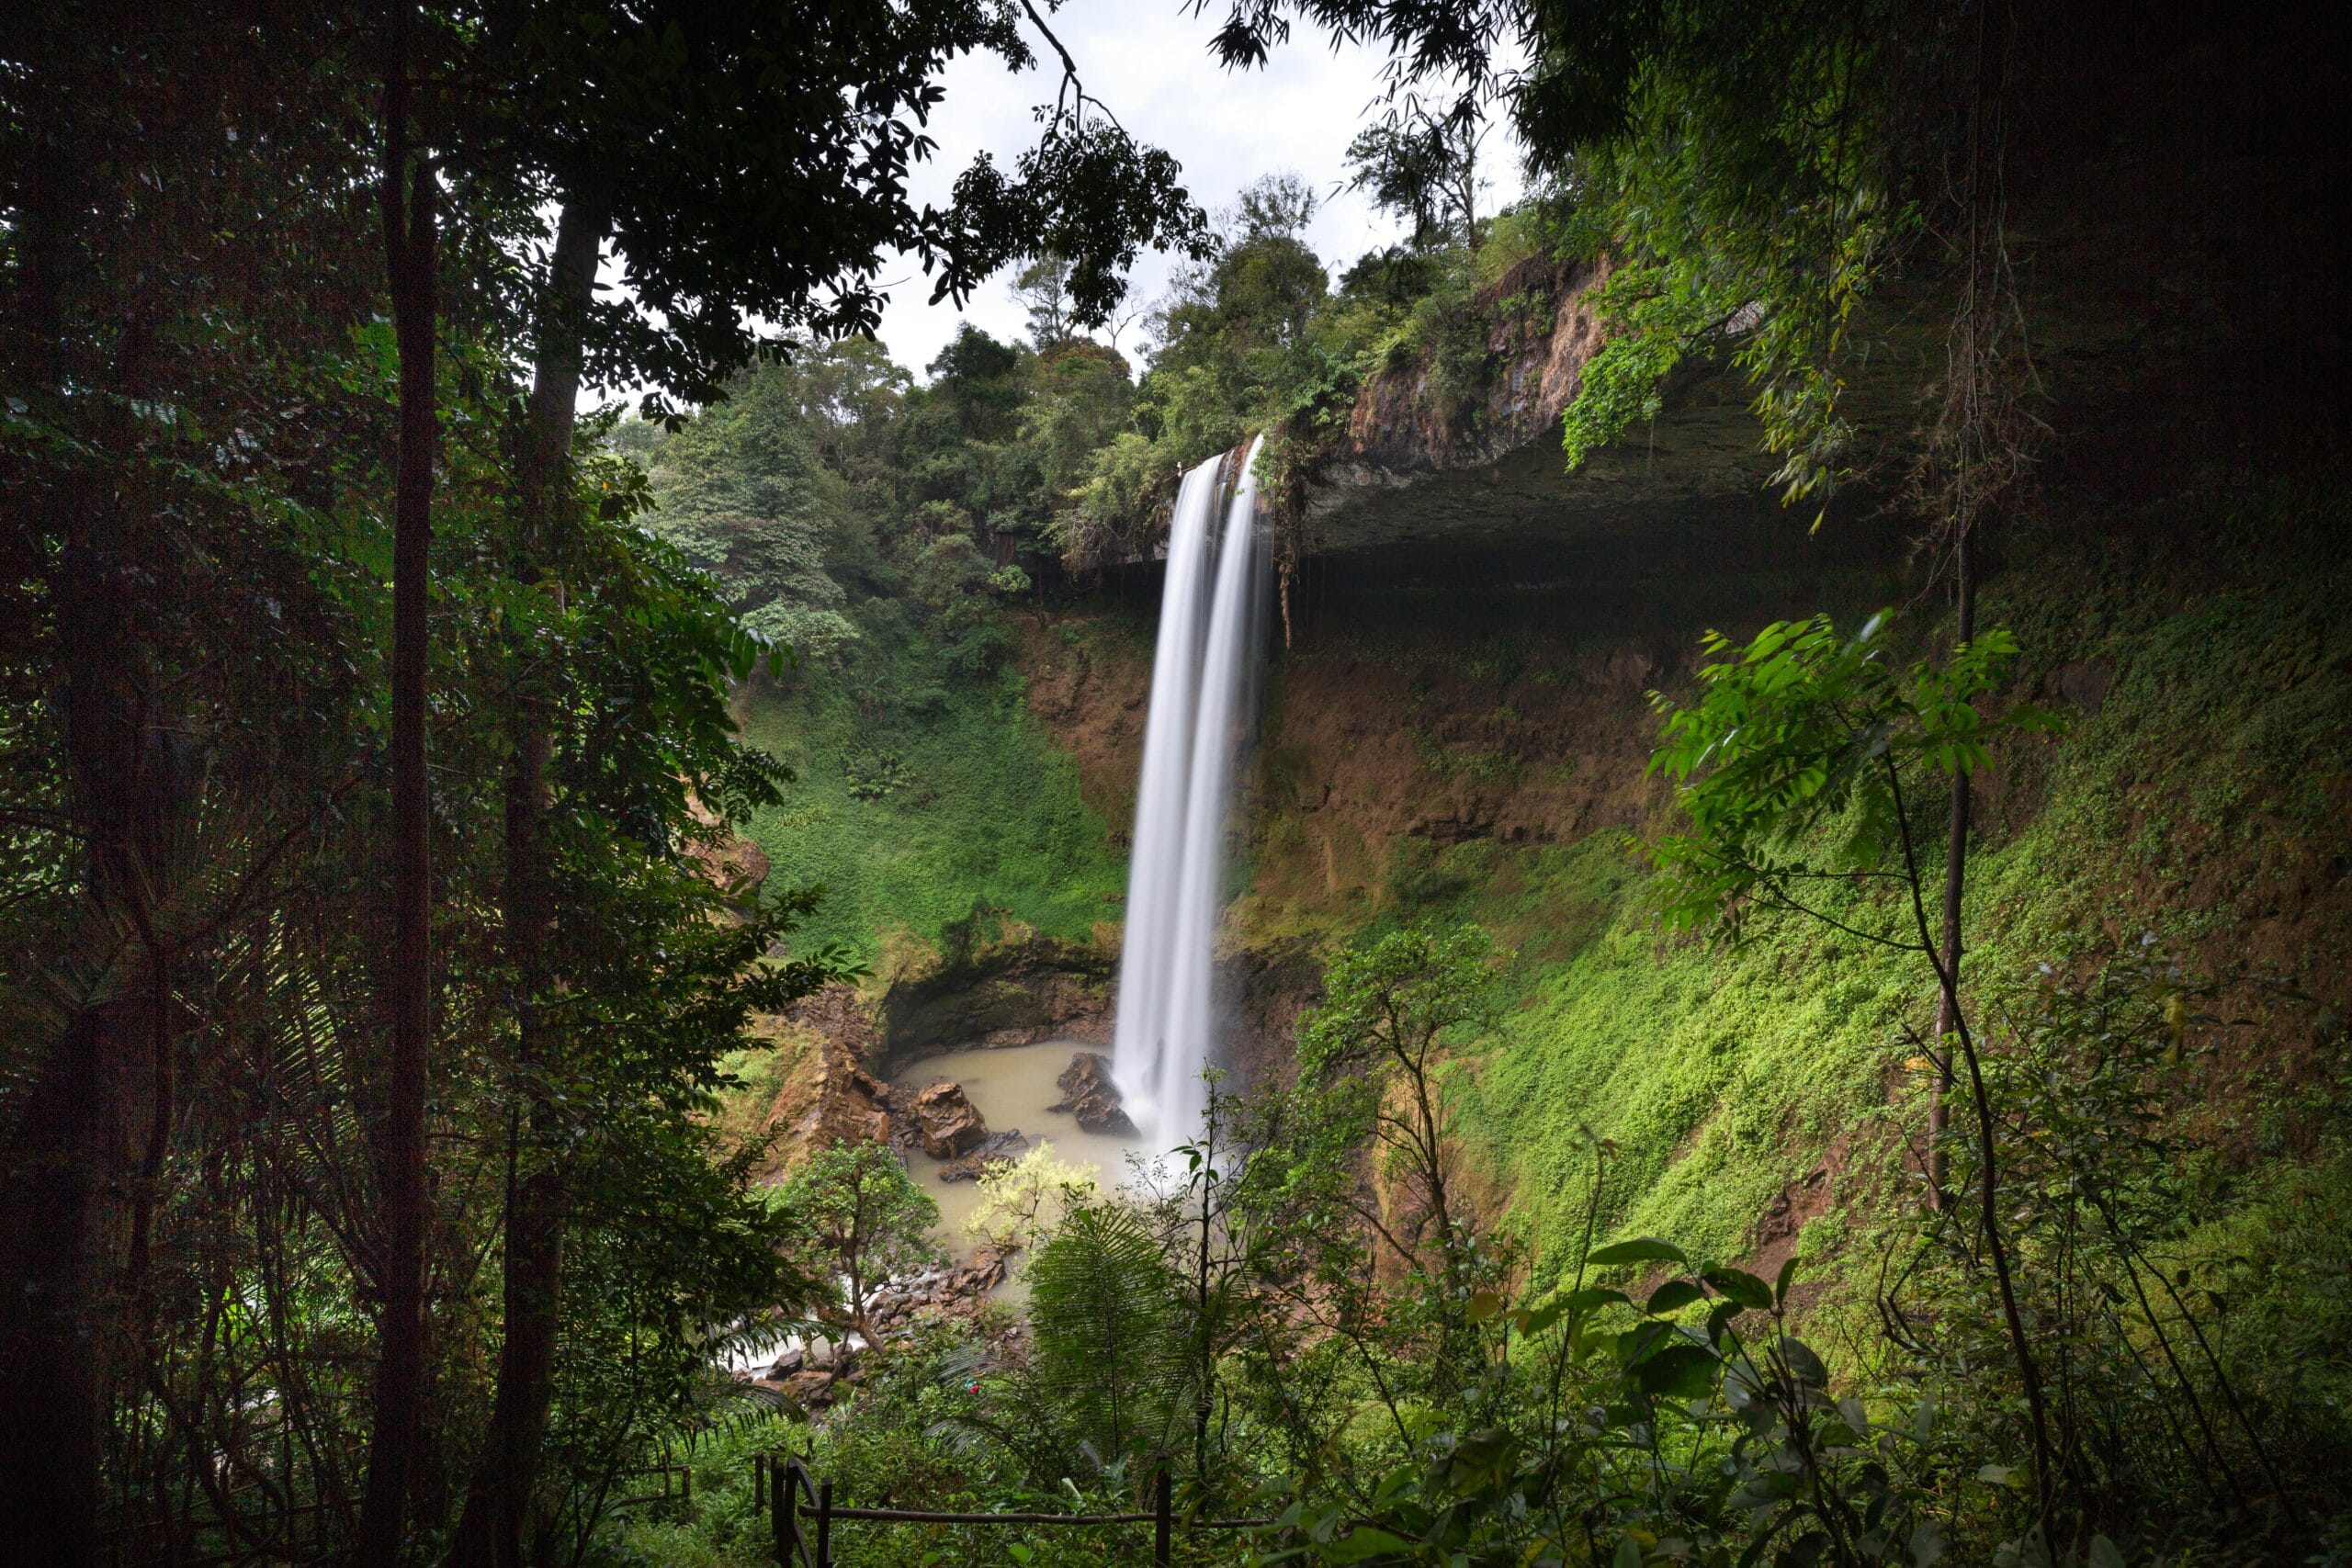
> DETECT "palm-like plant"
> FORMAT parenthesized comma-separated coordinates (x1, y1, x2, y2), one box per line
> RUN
(1023, 1204, 1191, 1485)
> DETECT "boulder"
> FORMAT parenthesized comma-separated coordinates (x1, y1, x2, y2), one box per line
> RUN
(953, 1245, 1011, 1296)
(782, 1048, 888, 1155)
(911, 1080, 989, 1158)
(685, 795, 771, 901)
(938, 1128, 1029, 1182)
(780, 1369, 836, 1408)
(1049, 1051, 1138, 1137)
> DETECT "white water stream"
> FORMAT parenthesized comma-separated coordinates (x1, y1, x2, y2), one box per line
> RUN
(1110, 439, 1269, 1148)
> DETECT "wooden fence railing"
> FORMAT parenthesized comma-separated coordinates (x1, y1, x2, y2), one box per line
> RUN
(752, 1454, 1272, 1567)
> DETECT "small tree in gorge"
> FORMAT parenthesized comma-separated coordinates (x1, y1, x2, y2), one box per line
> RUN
(1296, 921, 1502, 1383)
(775, 1143, 941, 1352)
(1645, 609, 2066, 1517)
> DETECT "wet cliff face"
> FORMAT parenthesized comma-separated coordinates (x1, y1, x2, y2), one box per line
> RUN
(1242, 499, 1906, 902)
(872, 918, 1117, 1068)
(1008, 476, 1914, 1113)
(1305, 256, 1783, 558)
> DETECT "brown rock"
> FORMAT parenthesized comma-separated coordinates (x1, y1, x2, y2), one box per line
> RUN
(780, 1370, 835, 1408)
(876, 1082, 925, 1158)
(939, 1129, 1029, 1182)
(912, 1080, 989, 1158)
(776, 1044, 888, 1157)
(685, 795, 771, 898)
(783, 982, 880, 1058)
(1049, 1051, 1138, 1136)
(749, 981, 891, 1177)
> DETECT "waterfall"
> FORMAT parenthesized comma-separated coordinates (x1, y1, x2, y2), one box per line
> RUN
(1111, 438, 1269, 1149)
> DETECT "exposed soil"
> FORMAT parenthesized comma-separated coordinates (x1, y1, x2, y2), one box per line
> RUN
(1015, 612, 1154, 838)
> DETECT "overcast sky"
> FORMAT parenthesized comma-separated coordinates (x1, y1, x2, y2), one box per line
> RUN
(865, 2, 1523, 378)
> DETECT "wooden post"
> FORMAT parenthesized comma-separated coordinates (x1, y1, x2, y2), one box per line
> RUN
(816, 1479, 834, 1568)
(1155, 1468, 1171, 1567)
(776, 1461, 793, 1563)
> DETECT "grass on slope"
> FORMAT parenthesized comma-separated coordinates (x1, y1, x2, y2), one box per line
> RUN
(736, 635, 1125, 964)
(1374, 828, 1927, 1280)
(1314, 473, 2352, 1282)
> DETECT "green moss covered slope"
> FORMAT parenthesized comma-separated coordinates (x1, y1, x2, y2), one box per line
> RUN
(736, 648, 1125, 965)
(1264, 473, 2352, 1278)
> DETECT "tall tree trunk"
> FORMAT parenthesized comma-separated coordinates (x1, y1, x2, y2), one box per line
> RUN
(6, 512, 181, 1568)
(358, 9, 438, 1560)
(0, 1013, 128, 1568)
(1923, 0, 2053, 1522)
(447, 186, 606, 1568)
(0, 143, 96, 1568)
(0, 146, 173, 1568)
(1926, 527, 1972, 1207)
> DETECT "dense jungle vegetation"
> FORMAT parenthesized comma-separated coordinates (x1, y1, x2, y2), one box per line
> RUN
(3, 3, 2346, 1568)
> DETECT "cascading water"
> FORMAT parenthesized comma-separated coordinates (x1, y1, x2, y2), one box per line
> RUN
(1111, 438, 1269, 1149)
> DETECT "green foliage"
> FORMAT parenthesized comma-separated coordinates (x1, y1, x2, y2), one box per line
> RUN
(0, 20, 865, 1544)
(1266, 474, 2352, 1292)
(1026, 1204, 1191, 1472)
(615, 337, 1132, 961)
(1346, 113, 1481, 251)
(1299, 923, 1501, 1086)
(1199, 0, 1937, 510)
(1557, 280, 1690, 468)
(773, 1142, 942, 1342)
(1051, 173, 1449, 558)
(842, 746, 910, 802)
(646, 367, 860, 661)
(735, 649, 1122, 963)
(1531, 2, 1923, 509)
(1146, 176, 1336, 441)
(1222, 942, 2348, 1567)
(1645, 611, 2062, 936)
(1881, 951, 2352, 1551)
(1237, 1248, 1970, 1568)
(963, 1143, 1100, 1255)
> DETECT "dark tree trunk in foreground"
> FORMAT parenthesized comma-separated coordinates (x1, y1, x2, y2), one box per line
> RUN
(0, 149, 99, 1568)
(13, 522, 179, 1568)
(0, 1014, 125, 1568)
(0, 149, 178, 1568)
(447, 187, 607, 1568)
(359, 10, 439, 1561)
